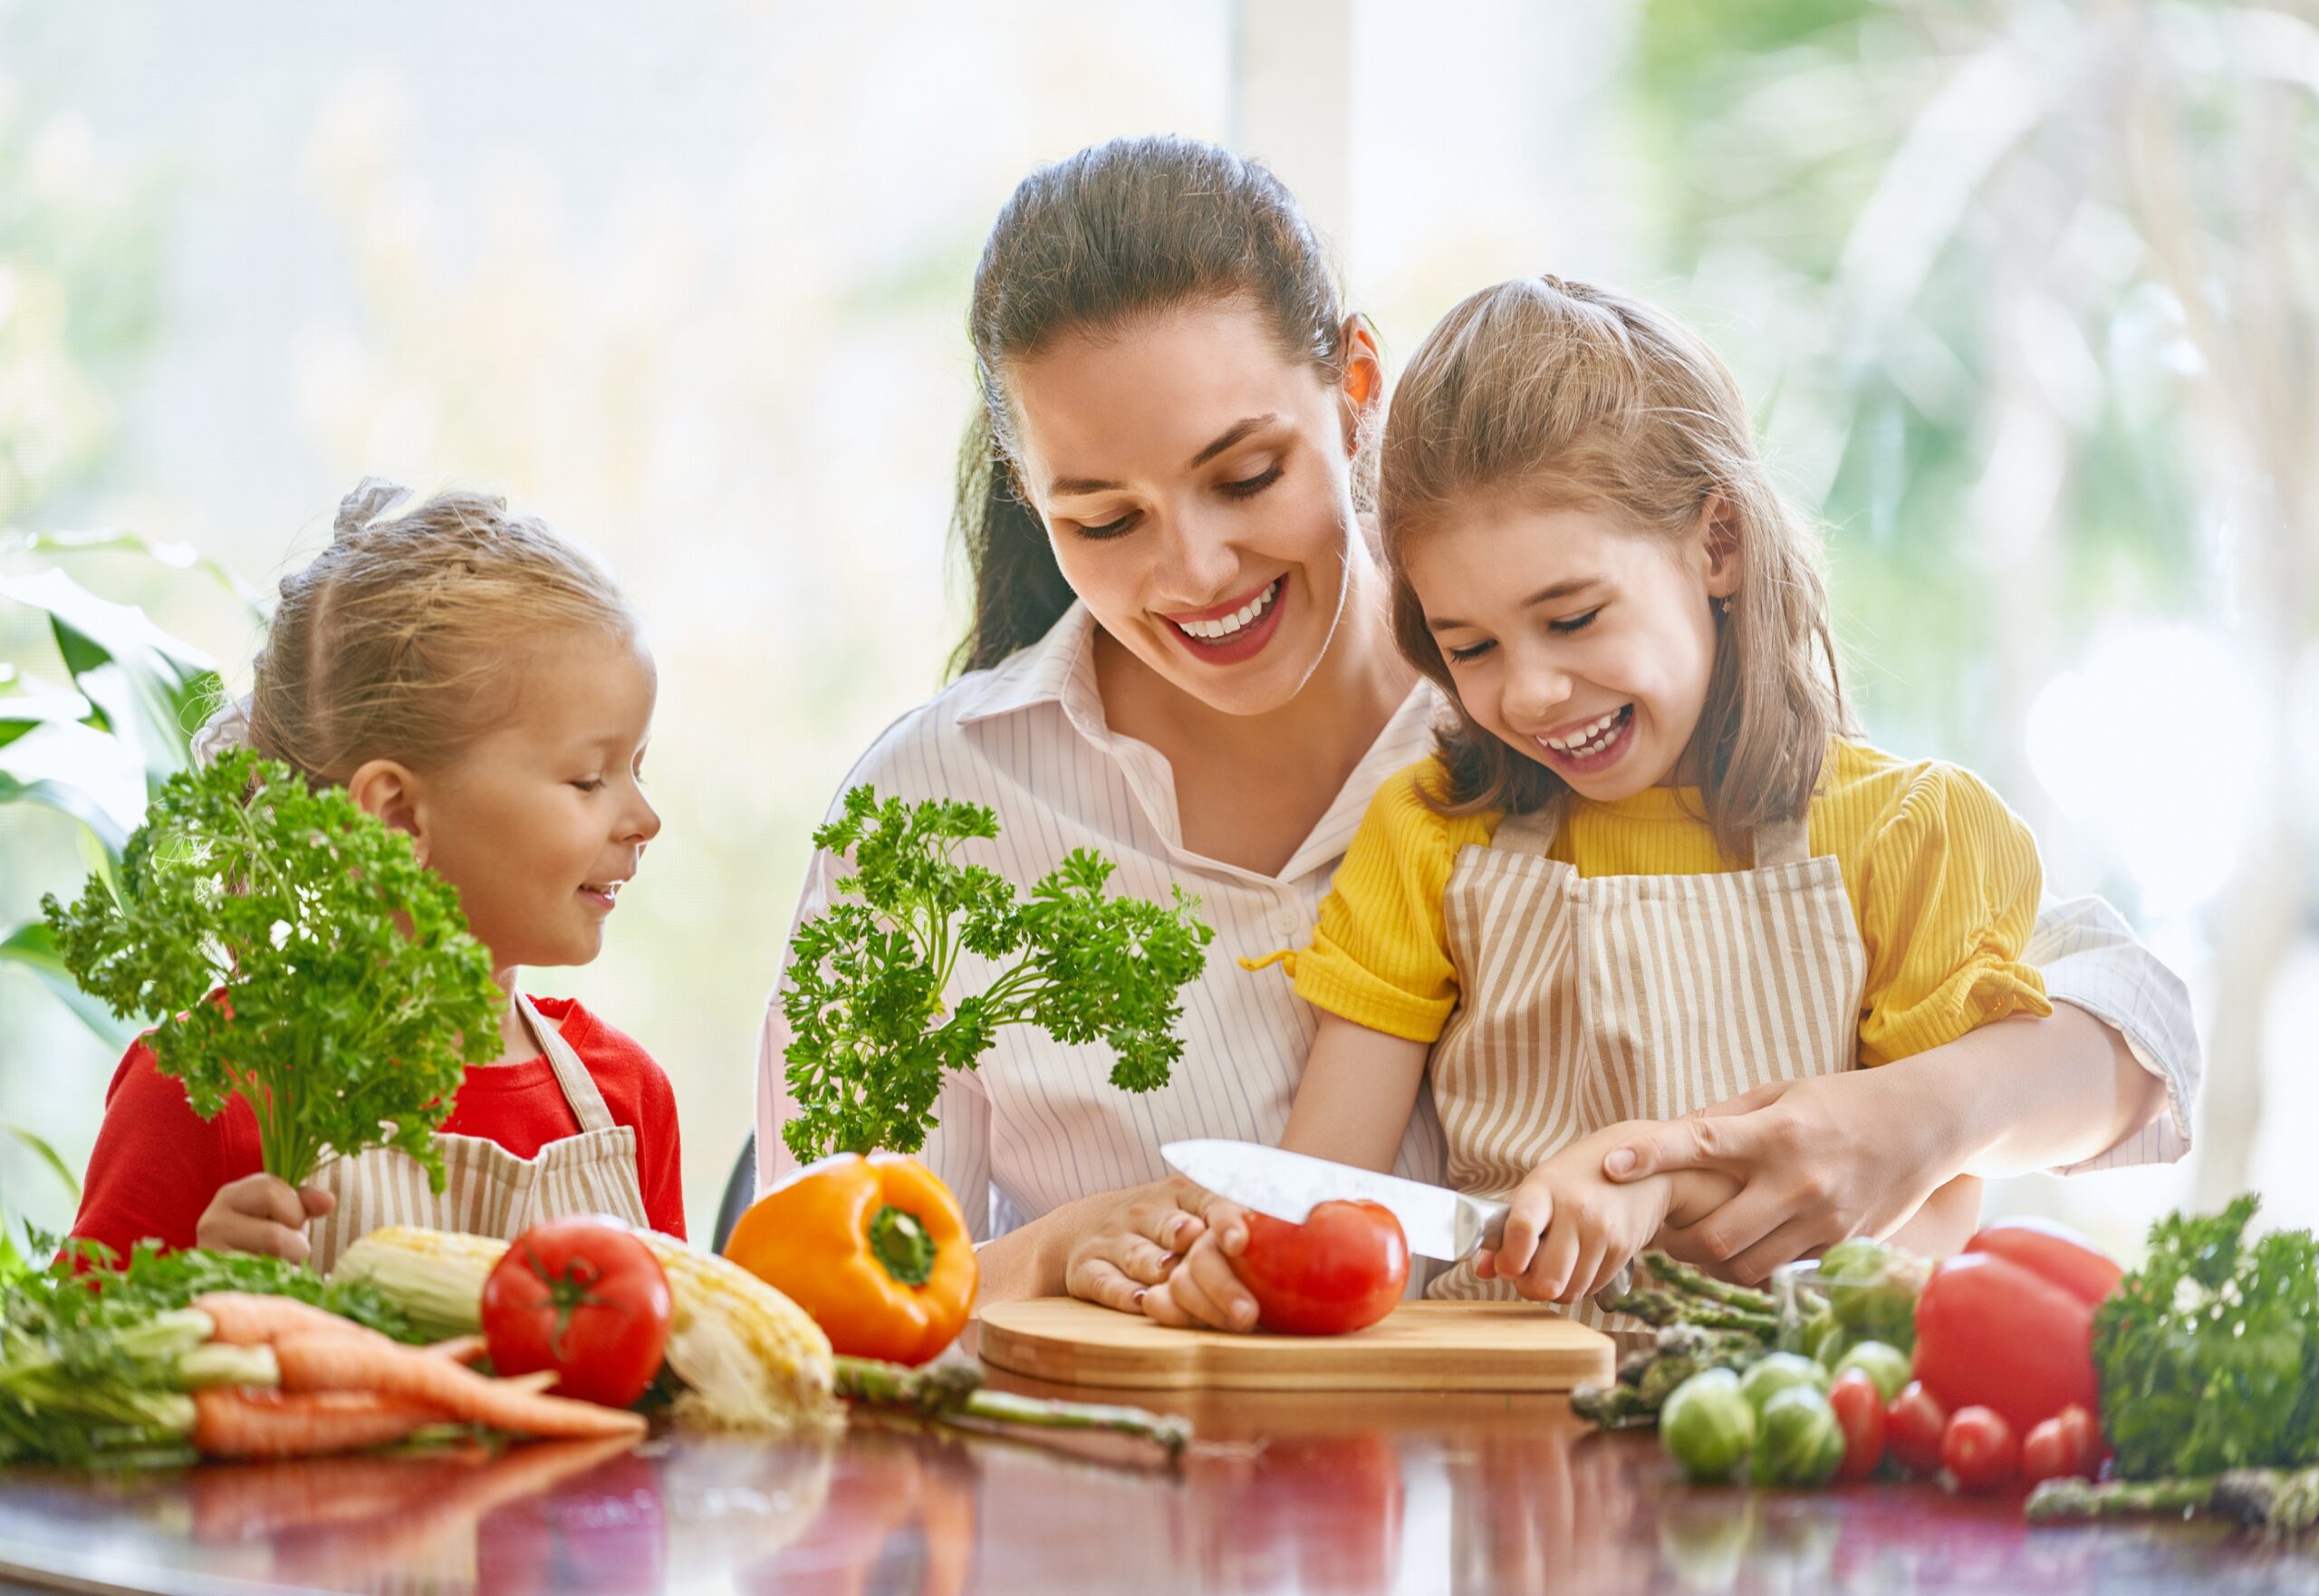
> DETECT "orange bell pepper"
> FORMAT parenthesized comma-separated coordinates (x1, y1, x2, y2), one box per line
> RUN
(723, 1151, 978, 1366)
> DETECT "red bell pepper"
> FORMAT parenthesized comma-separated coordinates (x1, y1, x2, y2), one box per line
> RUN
(1912, 1250, 2102, 1436)
(1962, 1218, 2123, 1309)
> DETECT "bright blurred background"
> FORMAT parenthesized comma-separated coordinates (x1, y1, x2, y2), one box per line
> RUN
(2, 0, 2313, 1259)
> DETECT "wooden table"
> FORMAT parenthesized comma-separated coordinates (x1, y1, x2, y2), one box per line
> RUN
(2, 1367, 2314, 1595)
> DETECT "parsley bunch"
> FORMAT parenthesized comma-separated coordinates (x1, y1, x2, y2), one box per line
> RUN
(43, 749, 504, 1194)
(780, 785, 1214, 1162)
(2093, 1195, 2319, 1480)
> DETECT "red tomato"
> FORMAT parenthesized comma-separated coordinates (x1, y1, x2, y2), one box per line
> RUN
(1963, 1219, 2123, 1309)
(1942, 1406, 2019, 1494)
(1829, 1370, 1888, 1484)
(1886, 1380, 1949, 1476)
(1912, 1252, 2099, 1436)
(2054, 1403, 2108, 1476)
(482, 1217, 674, 1408)
(1234, 1200, 1410, 1336)
(2021, 1418, 2079, 1485)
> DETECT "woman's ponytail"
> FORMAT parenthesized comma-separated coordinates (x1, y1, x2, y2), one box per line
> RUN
(949, 409, 1077, 677)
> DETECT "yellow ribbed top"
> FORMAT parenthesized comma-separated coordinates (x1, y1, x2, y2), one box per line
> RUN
(1267, 740, 2049, 1065)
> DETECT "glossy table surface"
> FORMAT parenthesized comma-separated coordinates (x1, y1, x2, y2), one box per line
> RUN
(2, 1360, 2314, 1596)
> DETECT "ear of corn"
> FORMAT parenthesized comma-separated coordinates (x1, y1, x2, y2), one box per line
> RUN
(332, 1226, 501, 1341)
(330, 1224, 839, 1434)
(630, 1231, 840, 1434)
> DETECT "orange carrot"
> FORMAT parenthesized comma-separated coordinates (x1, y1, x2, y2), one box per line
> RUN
(273, 1334, 647, 1440)
(425, 1334, 488, 1363)
(193, 1292, 395, 1348)
(191, 1388, 447, 1459)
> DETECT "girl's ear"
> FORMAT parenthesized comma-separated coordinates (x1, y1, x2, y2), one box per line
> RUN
(1700, 492, 1743, 600)
(346, 757, 428, 865)
(1338, 312, 1384, 452)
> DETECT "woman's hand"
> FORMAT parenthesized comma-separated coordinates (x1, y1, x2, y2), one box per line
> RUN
(1139, 1212, 1261, 1331)
(195, 1173, 335, 1264)
(1061, 1176, 1245, 1315)
(1599, 1070, 1953, 1285)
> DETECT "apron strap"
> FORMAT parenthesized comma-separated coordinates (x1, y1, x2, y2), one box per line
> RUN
(517, 995, 619, 1134)
(1754, 810, 1814, 868)
(1489, 801, 1563, 859)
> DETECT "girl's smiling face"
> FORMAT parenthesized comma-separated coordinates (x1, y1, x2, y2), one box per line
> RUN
(361, 628, 663, 972)
(1003, 298, 1379, 716)
(1406, 499, 1738, 801)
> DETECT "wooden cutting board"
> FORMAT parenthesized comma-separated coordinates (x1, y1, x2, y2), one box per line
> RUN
(976, 1298, 1614, 1392)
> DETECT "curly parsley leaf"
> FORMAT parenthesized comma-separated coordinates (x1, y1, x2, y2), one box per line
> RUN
(2093, 1195, 2319, 1480)
(779, 785, 1213, 1161)
(40, 750, 504, 1193)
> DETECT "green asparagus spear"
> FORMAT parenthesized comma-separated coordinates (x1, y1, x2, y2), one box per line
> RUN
(1640, 1252, 1776, 1316)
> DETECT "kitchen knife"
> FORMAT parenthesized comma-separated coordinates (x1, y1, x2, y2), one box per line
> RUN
(1160, 1138, 1633, 1304)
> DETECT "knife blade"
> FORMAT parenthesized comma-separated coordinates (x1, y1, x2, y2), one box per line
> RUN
(1162, 1138, 1504, 1261)
(1160, 1138, 1634, 1307)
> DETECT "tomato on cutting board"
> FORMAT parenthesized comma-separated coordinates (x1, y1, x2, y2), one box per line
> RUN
(1233, 1199, 1410, 1336)
(482, 1216, 674, 1409)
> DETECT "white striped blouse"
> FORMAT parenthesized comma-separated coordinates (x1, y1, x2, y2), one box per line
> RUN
(755, 604, 2198, 1235)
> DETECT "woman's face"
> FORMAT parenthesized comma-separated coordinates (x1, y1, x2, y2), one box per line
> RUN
(1004, 300, 1379, 717)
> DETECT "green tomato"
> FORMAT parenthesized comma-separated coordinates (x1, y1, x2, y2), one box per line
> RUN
(1818, 1239, 1920, 1351)
(1832, 1341, 1911, 1404)
(1749, 1386, 1846, 1488)
(1660, 1368, 1756, 1484)
(1814, 1324, 1854, 1372)
(1738, 1352, 1828, 1415)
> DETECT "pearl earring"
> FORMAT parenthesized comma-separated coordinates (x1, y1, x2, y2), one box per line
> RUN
(1719, 596, 1734, 616)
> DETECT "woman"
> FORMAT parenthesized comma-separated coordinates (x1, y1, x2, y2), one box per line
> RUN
(757, 136, 2196, 1320)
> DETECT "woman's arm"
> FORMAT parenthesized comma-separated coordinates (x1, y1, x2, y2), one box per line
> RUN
(1609, 1005, 2164, 1282)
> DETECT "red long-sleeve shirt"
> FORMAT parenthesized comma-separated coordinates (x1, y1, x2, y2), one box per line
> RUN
(70, 996, 686, 1258)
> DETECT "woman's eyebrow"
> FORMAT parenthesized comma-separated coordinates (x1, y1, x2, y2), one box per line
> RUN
(1049, 414, 1285, 498)
(1188, 413, 1280, 468)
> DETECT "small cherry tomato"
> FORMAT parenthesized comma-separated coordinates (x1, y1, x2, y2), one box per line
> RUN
(1942, 1405, 2019, 1494)
(2051, 1404, 2105, 1478)
(1235, 1200, 1410, 1337)
(2021, 1418, 2077, 1485)
(1886, 1380, 1949, 1476)
(1828, 1370, 1888, 1484)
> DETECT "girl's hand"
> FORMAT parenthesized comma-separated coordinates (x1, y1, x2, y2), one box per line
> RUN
(1479, 1152, 1668, 1305)
(1138, 1216, 1260, 1332)
(195, 1173, 335, 1264)
(1061, 1175, 1236, 1315)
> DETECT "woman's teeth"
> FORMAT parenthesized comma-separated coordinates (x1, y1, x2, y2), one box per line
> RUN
(1179, 580, 1280, 640)
(1545, 707, 1631, 758)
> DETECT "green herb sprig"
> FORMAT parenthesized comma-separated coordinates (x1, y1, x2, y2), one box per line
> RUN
(779, 785, 1213, 1162)
(2093, 1195, 2319, 1480)
(42, 749, 504, 1193)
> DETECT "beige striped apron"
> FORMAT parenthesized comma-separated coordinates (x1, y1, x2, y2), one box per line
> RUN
(1426, 803, 1866, 1327)
(305, 995, 651, 1276)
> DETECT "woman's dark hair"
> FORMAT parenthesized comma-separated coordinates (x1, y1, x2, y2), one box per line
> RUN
(951, 135, 1349, 677)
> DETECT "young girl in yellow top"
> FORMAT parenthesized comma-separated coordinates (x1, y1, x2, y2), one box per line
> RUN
(1150, 275, 2051, 1329)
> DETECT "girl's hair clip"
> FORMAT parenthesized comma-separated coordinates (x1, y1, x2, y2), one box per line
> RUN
(333, 476, 415, 543)
(189, 692, 256, 768)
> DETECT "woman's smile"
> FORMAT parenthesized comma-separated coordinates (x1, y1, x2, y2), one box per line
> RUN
(1161, 575, 1288, 665)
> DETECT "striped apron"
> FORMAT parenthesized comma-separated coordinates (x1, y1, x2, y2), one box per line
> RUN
(305, 995, 651, 1276)
(1425, 803, 1866, 1326)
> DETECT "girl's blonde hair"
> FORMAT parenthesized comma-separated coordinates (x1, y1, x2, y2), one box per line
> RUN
(1381, 275, 1849, 861)
(246, 479, 635, 783)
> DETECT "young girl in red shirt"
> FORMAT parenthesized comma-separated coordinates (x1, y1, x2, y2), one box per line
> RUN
(71, 477, 684, 1270)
